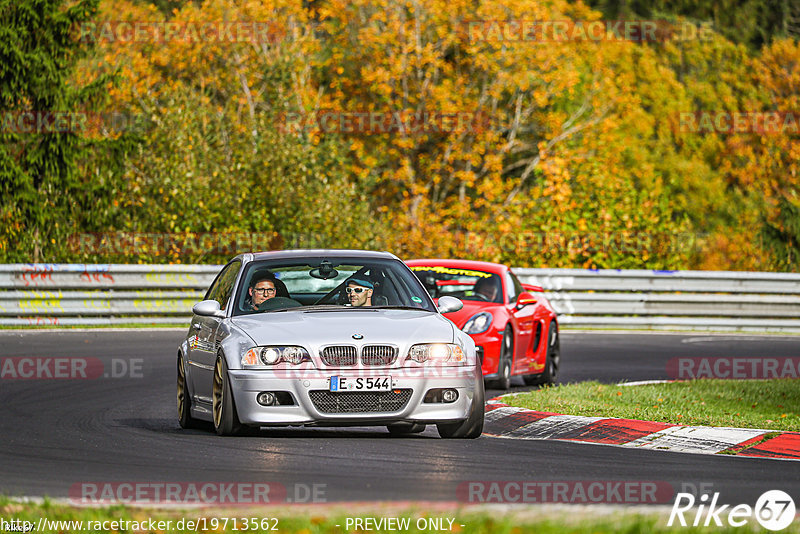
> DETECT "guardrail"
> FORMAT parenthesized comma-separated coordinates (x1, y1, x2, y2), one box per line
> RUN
(0, 264, 215, 326)
(514, 268, 800, 332)
(2, 264, 799, 331)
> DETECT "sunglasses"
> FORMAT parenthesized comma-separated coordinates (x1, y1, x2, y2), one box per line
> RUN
(346, 287, 369, 294)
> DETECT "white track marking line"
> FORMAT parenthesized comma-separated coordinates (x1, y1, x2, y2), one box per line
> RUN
(623, 426, 766, 454)
(484, 406, 532, 422)
(509, 415, 605, 439)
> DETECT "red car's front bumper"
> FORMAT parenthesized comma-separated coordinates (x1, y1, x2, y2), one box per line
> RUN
(473, 328, 504, 379)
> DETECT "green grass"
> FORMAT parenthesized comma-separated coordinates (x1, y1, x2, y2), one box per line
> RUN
(501, 379, 800, 432)
(2, 499, 796, 533)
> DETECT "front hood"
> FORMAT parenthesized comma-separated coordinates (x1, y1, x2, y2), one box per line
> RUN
(438, 300, 503, 330)
(232, 308, 455, 347)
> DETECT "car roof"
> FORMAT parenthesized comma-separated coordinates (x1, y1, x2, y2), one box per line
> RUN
(243, 249, 401, 262)
(405, 258, 507, 273)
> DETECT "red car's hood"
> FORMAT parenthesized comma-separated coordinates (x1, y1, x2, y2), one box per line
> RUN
(437, 298, 504, 329)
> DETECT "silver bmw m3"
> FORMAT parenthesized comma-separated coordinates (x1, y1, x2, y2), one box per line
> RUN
(177, 250, 484, 438)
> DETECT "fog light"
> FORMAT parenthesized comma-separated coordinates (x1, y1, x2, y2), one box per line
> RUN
(442, 389, 458, 402)
(257, 392, 276, 406)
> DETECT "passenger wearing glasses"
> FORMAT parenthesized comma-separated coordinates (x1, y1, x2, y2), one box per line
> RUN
(346, 278, 373, 307)
(248, 274, 278, 310)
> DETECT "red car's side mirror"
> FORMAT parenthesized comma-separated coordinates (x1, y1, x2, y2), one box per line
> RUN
(515, 292, 537, 310)
(521, 283, 544, 293)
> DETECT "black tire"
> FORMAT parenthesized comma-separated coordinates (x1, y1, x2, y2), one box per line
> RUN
(436, 373, 485, 439)
(387, 423, 426, 435)
(177, 353, 203, 429)
(494, 326, 513, 390)
(212, 355, 244, 436)
(524, 321, 559, 386)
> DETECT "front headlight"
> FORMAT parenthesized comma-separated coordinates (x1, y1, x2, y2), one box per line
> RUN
(462, 311, 493, 334)
(242, 346, 311, 366)
(406, 343, 466, 365)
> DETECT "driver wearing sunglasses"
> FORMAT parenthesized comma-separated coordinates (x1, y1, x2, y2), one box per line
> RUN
(345, 278, 373, 307)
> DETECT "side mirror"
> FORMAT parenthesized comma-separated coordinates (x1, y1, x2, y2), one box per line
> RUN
(515, 292, 537, 310)
(437, 296, 463, 314)
(193, 299, 225, 318)
(522, 283, 544, 293)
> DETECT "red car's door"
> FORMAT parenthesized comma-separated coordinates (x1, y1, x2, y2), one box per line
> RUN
(504, 271, 537, 374)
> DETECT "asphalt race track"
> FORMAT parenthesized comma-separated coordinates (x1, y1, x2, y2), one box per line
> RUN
(1, 330, 798, 505)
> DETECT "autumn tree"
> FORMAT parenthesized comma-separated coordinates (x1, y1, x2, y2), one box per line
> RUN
(0, 0, 124, 262)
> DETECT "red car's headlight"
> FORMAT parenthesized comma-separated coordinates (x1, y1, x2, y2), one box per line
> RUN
(462, 311, 493, 335)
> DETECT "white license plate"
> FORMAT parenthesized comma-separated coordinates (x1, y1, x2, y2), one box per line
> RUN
(329, 376, 392, 392)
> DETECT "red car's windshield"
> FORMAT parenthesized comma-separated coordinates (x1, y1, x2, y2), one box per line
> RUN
(409, 265, 503, 304)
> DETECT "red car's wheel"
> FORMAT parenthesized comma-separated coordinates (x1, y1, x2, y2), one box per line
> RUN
(525, 321, 559, 386)
(494, 326, 513, 390)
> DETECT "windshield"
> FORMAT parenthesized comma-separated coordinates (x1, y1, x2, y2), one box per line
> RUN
(409, 265, 504, 304)
(233, 256, 438, 315)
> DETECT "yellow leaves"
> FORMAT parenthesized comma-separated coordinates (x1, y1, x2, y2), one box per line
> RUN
(63, 0, 762, 270)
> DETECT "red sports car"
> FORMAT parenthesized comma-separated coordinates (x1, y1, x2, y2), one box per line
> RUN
(406, 259, 559, 390)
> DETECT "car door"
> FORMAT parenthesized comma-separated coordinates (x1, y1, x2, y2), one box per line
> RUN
(506, 271, 536, 373)
(187, 260, 241, 404)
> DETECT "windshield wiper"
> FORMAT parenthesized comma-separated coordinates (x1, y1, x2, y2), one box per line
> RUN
(371, 305, 431, 311)
(300, 305, 369, 312)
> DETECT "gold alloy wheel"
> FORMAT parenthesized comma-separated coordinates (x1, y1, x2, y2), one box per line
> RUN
(177, 356, 186, 418)
(212, 358, 224, 429)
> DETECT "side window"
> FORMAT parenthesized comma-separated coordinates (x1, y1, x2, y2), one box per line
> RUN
(205, 261, 242, 310)
(506, 272, 523, 303)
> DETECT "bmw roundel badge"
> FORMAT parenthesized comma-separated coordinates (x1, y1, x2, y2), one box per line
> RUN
(352, 333, 364, 340)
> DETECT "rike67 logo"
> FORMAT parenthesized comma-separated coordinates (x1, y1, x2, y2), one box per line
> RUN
(668, 490, 796, 531)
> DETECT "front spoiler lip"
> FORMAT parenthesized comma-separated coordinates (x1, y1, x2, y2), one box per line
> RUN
(236, 418, 467, 428)
(222, 367, 480, 426)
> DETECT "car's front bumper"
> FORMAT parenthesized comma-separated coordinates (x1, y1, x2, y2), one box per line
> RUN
(228, 366, 481, 426)
(474, 329, 503, 378)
